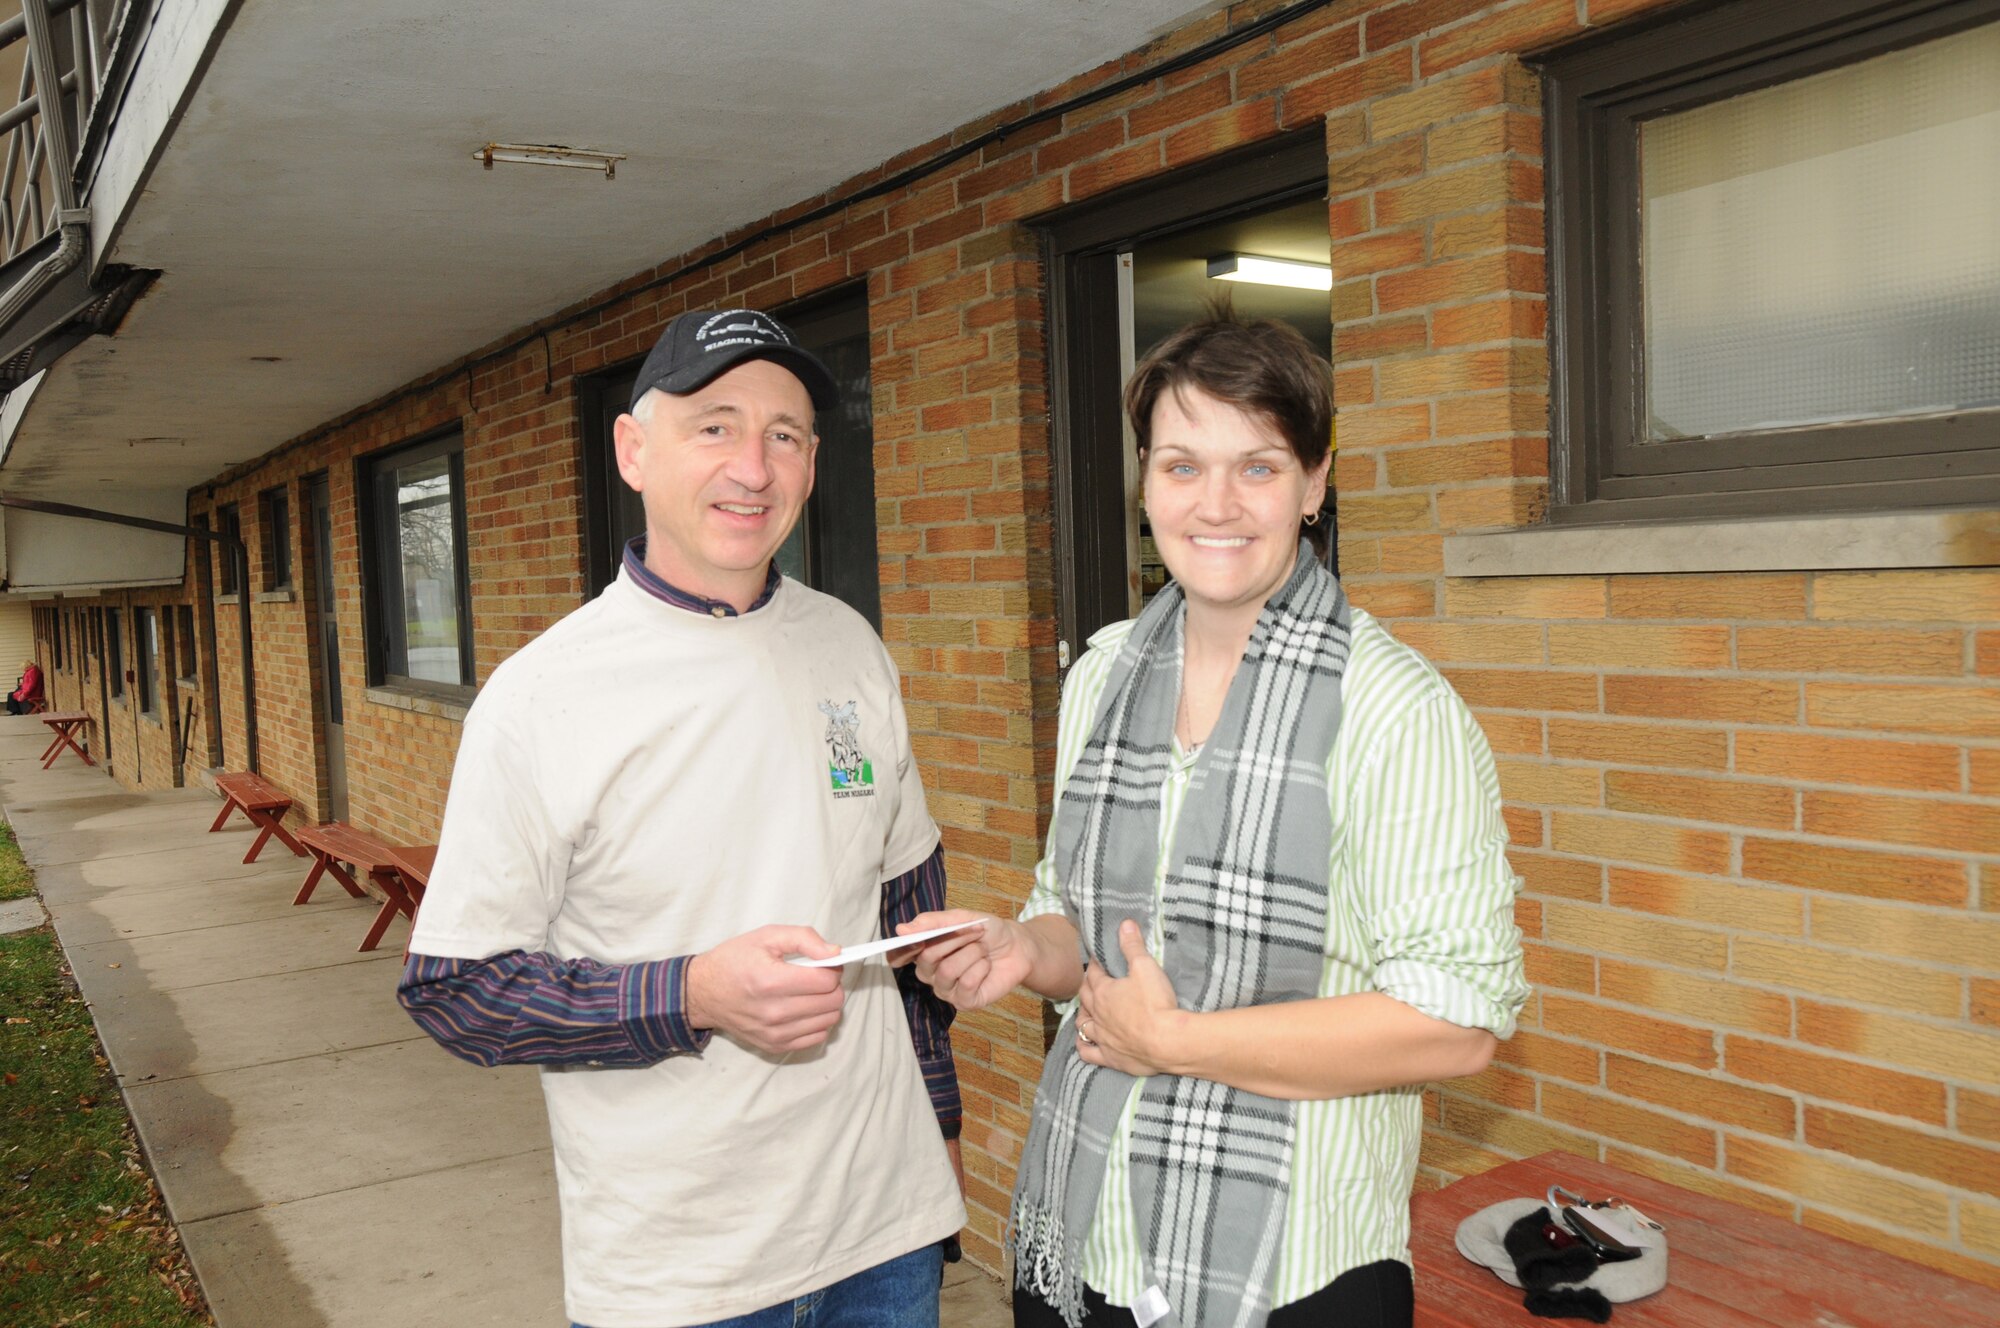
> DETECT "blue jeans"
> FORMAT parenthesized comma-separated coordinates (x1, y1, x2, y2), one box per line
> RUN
(572, 1242, 943, 1328)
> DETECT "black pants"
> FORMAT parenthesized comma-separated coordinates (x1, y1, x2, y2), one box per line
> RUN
(1013, 1260, 1413, 1328)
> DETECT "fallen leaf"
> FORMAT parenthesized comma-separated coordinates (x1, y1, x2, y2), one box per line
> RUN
(105, 963, 120, 969)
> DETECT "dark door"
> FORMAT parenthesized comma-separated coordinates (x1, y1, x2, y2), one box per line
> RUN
(1046, 133, 1332, 667)
(307, 476, 348, 821)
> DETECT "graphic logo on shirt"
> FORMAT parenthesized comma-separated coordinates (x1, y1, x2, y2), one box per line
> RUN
(818, 699, 876, 799)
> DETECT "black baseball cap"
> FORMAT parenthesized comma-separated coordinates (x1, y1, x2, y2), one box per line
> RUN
(627, 308, 840, 412)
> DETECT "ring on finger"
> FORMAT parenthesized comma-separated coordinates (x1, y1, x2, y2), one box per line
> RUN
(1077, 1019, 1098, 1046)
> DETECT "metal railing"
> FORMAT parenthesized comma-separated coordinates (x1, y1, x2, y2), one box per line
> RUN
(0, 0, 122, 263)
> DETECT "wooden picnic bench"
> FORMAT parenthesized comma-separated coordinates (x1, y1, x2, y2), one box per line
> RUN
(209, 772, 308, 863)
(1410, 1149, 2000, 1326)
(293, 822, 430, 953)
(36, 710, 93, 768)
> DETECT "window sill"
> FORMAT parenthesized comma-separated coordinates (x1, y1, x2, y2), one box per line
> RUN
(140, 711, 163, 728)
(214, 593, 240, 606)
(255, 588, 295, 604)
(365, 685, 471, 723)
(1442, 506, 2000, 578)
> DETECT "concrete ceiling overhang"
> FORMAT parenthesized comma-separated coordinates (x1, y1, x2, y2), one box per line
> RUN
(2, 0, 1220, 501)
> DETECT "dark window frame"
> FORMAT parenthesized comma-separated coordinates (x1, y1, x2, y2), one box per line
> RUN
(357, 427, 476, 696)
(106, 607, 124, 702)
(134, 606, 158, 717)
(1541, 0, 2000, 523)
(214, 503, 243, 595)
(260, 484, 292, 591)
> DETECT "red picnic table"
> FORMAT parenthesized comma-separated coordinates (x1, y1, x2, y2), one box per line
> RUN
(209, 772, 309, 863)
(1411, 1150, 2000, 1326)
(293, 822, 432, 953)
(37, 710, 93, 768)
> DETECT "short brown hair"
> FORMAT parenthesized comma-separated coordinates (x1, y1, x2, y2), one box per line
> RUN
(1123, 314, 1334, 555)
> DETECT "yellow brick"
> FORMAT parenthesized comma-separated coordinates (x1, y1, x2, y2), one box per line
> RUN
(1550, 811, 1731, 874)
(1601, 1147, 1797, 1219)
(1443, 575, 1605, 619)
(1726, 1136, 1952, 1238)
(1965, 1198, 2000, 1260)
(1813, 570, 2000, 623)
(1607, 868, 1804, 936)
(1497, 759, 1602, 807)
(1549, 624, 1731, 670)
(1807, 683, 2000, 740)
(1805, 1105, 2000, 1199)
(1722, 1035, 1946, 1126)
(1797, 1001, 2000, 1086)
(1737, 627, 1965, 677)
(1547, 718, 1729, 770)
(1606, 1055, 1795, 1136)
(1729, 937, 1962, 1018)
(1544, 900, 1727, 970)
(1810, 897, 2000, 973)
(1605, 675, 1798, 725)
(1608, 574, 1807, 620)
(1740, 837, 1968, 907)
(1388, 621, 1544, 664)
(1600, 959, 1793, 1037)
(1605, 770, 1794, 830)
(1802, 789, 2000, 855)
(1542, 992, 1718, 1068)
(1540, 1082, 1717, 1165)
(1733, 731, 1962, 794)
(1438, 1097, 1599, 1159)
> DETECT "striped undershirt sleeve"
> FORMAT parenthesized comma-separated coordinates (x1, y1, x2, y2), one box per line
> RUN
(880, 843, 962, 1139)
(397, 950, 709, 1068)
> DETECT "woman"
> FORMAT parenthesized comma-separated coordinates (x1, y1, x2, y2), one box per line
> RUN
(901, 316, 1527, 1328)
(7, 658, 42, 714)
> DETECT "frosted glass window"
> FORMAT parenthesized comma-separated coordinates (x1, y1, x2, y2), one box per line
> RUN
(1641, 21, 2000, 441)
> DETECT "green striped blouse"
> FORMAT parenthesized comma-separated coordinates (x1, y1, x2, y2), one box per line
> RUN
(1019, 606, 1530, 1308)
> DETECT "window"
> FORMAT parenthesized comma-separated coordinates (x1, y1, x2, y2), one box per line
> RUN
(135, 607, 158, 716)
(361, 429, 473, 691)
(1542, 0, 2000, 521)
(176, 605, 197, 682)
(215, 504, 243, 595)
(260, 486, 292, 591)
(106, 608, 124, 701)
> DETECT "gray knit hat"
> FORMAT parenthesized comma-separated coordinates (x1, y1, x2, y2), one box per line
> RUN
(1455, 1197, 1669, 1302)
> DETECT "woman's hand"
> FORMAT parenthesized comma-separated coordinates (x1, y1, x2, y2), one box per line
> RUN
(1074, 920, 1185, 1077)
(895, 910, 1031, 1011)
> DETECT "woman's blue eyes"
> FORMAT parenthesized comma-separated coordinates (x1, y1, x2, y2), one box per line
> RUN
(1163, 461, 1278, 477)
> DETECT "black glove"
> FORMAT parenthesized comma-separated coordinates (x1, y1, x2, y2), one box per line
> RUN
(1503, 1207, 1613, 1321)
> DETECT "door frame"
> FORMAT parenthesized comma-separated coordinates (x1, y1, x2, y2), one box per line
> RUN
(1043, 130, 1328, 664)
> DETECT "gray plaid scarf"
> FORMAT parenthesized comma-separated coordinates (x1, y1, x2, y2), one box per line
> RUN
(1011, 544, 1352, 1328)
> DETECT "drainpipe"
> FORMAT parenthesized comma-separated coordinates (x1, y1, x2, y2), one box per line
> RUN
(0, 495, 259, 773)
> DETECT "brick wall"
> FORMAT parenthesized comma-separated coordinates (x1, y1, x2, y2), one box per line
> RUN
(26, 0, 1999, 1288)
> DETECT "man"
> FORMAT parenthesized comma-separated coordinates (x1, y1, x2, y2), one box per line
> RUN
(398, 307, 966, 1328)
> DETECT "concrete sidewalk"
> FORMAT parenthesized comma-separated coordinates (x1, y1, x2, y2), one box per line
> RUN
(0, 715, 1007, 1328)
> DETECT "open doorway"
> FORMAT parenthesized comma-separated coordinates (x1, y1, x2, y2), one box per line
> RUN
(1046, 132, 1331, 665)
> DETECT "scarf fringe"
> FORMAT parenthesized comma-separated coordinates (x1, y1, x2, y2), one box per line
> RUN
(1010, 1201, 1088, 1328)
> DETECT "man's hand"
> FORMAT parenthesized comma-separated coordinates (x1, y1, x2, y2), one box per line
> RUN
(684, 925, 845, 1055)
(894, 910, 1031, 1012)
(1074, 919, 1183, 1077)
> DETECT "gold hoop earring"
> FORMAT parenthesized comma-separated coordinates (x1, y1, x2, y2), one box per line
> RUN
(1302, 510, 1321, 527)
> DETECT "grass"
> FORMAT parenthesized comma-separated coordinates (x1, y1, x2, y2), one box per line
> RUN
(0, 820, 212, 1327)
(0, 823, 32, 901)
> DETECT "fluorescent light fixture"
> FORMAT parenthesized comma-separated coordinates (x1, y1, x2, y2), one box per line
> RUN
(1206, 253, 1331, 291)
(475, 143, 626, 178)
